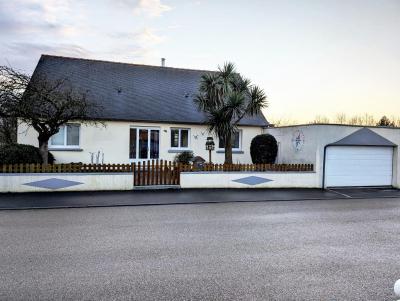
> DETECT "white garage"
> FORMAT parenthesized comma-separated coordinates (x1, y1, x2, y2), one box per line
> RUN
(266, 124, 400, 189)
(324, 128, 396, 188)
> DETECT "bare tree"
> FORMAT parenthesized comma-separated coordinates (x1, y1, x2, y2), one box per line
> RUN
(0, 66, 102, 164)
(390, 116, 400, 127)
(348, 115, 362, 125)
(335, 113, 347, 124)
(310, 115, 330, 124)
(0, 117, 17, 144)
(307, 113, 400, 127)
(269, 117, 298, 127)
(361, 113, 375, 126)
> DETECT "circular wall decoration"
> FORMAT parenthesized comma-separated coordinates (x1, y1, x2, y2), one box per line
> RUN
(292, 130, 305, 151)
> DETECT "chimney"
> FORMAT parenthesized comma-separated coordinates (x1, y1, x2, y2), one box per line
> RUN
(161, 58, 166, 67)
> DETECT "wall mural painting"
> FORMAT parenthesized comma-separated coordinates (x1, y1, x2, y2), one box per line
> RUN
(292, 130, 305, 152)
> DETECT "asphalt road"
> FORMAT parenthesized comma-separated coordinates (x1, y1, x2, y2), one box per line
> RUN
(1, 188, 400, 209)
(1, 198, 400, 300)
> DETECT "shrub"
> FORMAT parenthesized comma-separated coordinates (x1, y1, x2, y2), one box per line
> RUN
(250, 134, 278, 164)
(0, 144, 55, 164)
(174, 151, 194, 165)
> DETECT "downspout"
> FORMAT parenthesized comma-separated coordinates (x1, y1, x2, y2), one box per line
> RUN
(322, 144, 330, 190)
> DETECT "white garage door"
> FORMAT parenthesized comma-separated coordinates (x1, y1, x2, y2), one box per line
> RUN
(325, 146, 393, 187)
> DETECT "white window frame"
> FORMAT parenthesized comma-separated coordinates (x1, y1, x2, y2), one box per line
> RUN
(218, 130, 242, 151)
(49, 124, 81, 149)
(170, 128, 191, 149)
(129, 126, 161, 162)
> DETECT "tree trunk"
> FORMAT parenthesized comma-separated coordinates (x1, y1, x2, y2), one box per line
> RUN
(38, 137, 49, 164)
(224, 132, 233, 164)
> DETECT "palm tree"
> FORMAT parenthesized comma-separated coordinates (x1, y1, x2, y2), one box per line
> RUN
(195, 62, 267, 164)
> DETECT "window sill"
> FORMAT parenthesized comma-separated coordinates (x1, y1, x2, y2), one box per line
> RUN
(48, 148, 83, 152)
(216, 150, 244, 154)
(168, 149, 193, 153)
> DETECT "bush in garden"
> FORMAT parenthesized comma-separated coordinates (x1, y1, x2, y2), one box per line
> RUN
(174, 151, 194, 165)
(0, 144, 55, 164)
(250, 134, 278, 164)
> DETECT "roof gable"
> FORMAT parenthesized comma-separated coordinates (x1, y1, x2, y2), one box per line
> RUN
(330, 128, 396, 147)
(30, 55, 269, 127)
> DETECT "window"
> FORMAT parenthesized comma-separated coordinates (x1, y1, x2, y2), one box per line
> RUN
(170, 128, 190, 149)
(218, 131, 241, 150)
(129, 127, 159, 160)
(49, 124, 80, 148)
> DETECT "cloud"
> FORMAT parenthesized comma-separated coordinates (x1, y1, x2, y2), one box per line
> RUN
(6, 42, 91, 58)
(103, 27, 165, 64)
(0, 0, 78, 36)
(134, 28, 165, 46)
(0, 0, 172, 72)
(0, 0, 91, 71)
(133, 0, 171, 17)
(111, 27, 164, 38)
(0, 42, 91, 71)
(108, 27, 165, 49)
(114, 0, 171, 17)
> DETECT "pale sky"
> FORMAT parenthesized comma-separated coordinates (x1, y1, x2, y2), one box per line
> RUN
(0, 0, 399, 123)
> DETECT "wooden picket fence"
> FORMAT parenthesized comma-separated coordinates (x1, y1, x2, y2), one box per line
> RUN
(133, 160, 180, 186)
(133, 160, 313, 186)
(0, 162, 313, 174)
(0, 161, 313, 188)
(0, 163, 133, 173)
(179, 163, 314, 172)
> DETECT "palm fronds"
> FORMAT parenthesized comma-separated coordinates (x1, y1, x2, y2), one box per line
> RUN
(195, 61, 268, 163)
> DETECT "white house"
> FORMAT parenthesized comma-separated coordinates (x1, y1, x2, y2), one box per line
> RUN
(17, 55, 400, 190)
(18, 55, 269, 164)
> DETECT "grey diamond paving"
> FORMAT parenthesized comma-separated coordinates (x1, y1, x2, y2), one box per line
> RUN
(23, 178, 83, 190)
(232, 176, 272, 186)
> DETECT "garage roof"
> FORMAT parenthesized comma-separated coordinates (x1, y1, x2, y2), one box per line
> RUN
(329, 128, 397, 147)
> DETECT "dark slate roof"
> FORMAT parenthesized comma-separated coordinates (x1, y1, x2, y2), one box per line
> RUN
(329, 128, 396, 146)
(30, 55, 269, 127)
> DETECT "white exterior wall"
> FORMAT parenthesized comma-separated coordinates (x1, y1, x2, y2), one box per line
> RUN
(18, 121, 263, 164)
(181, 171, 318, 188)
(266, 125, 400, 188)
(0, 173, 133, 193)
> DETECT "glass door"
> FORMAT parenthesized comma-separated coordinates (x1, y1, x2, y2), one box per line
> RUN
(150, 130, 159, 159)
(129, 127, 160, 161)
(139, 129, 148, 159)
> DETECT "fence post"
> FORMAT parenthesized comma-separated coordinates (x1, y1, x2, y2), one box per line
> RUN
(151, 159, 156, 185)
(167, 161, 171, 185)
(163, 160, 167, 185)
(132, 163, 136, 186)
(137, 162, 141, 186)
(176, 162, 180, 185)
(145, 160, 149, 186)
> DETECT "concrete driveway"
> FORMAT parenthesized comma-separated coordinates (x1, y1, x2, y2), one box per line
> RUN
(0, 197, 400, 300)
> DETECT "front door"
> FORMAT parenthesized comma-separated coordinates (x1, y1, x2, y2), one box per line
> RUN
(129, 127, 160, 162)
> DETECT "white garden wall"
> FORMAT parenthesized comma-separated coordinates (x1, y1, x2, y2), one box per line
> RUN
(0, 173, 133, 193)
(180, 171, 318, 189)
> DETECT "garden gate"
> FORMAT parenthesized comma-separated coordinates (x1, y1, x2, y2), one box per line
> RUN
(133, 160, 180, 186)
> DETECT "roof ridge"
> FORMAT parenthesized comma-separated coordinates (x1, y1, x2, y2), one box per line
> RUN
(40, 54, 216, 74)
